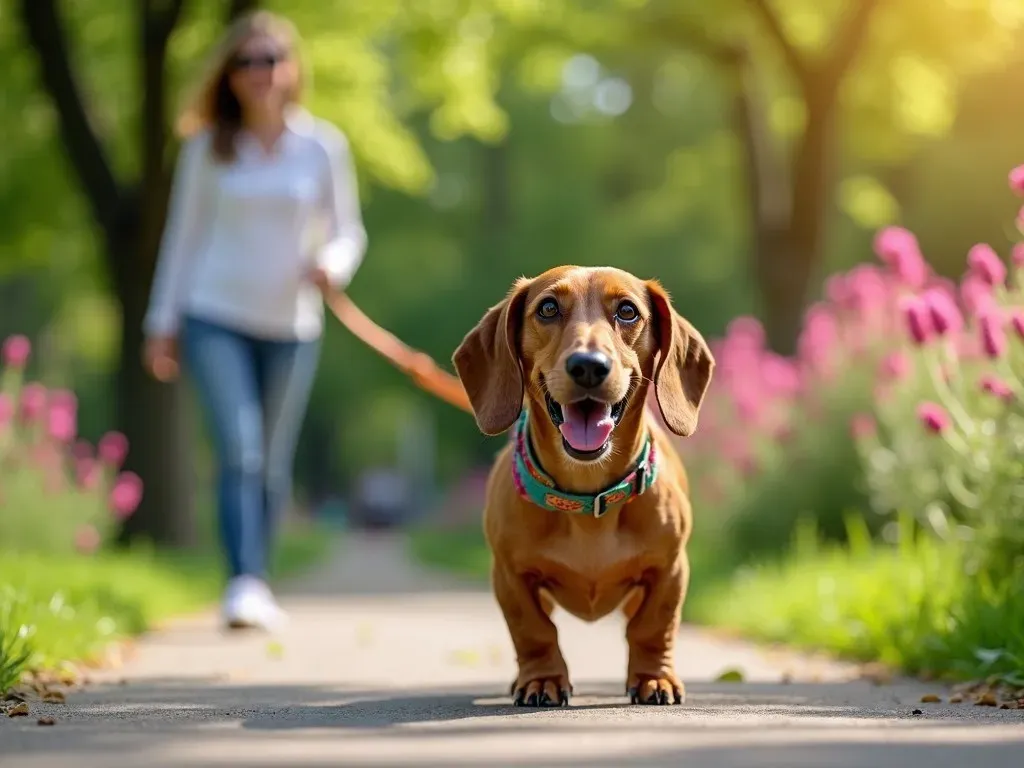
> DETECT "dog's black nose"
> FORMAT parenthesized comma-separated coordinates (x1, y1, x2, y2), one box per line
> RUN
(566, 351, 611, 389)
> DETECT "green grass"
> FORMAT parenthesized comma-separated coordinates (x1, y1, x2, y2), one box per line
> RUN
(687, 515, 1024, 685)
(407, 525, 492, 580)
(0, 524, 334, 692)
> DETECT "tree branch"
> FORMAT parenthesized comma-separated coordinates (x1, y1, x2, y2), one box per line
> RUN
(823, 0, 881, 86)
(18, 0, 122, 233)
(746, 0, 809, 87)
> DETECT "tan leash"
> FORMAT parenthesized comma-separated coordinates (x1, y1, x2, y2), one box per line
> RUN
(322, 288, 473, 414)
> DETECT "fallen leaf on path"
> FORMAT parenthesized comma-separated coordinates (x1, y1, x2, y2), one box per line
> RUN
(37, 716, 56, 726)
(355, 623, 374, 646)
(920, 693, 941, 703)
(266, 641, 284, 659)
(714, 668, 745, 683)
(7, 702, 29, 718)
(975, 693, 998, 707)
(448, 650, 481, 667)
(42, 691, 66, 704)
(950, 694, 964, 703)
(911, 708, 923, 715)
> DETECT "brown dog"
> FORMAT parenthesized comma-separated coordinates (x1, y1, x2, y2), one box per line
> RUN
(452, 265, 715, 707)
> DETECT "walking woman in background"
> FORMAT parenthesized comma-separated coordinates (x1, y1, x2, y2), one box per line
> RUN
(142, 11, 367, 631)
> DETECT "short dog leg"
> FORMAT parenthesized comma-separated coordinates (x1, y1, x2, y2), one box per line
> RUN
(625, 561, 688, 705)
(493, 562, 571, 707)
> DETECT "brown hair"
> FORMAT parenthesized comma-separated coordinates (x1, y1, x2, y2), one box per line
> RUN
(175, 11, 304, 162)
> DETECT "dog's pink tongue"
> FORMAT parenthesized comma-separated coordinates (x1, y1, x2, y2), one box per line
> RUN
(559, 401, 614, 452)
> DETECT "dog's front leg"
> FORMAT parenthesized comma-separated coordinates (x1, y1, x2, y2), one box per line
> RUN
(492, 562, 570, 707)
(624, 561, 688, 705)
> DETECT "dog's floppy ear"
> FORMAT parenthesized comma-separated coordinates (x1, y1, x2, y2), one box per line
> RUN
(452, 279, 531, 435)
(646, 280, 715, 437)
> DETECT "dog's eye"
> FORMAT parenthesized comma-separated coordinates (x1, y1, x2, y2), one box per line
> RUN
(615, 301, 639, 323)
(537, 298, 560, 319)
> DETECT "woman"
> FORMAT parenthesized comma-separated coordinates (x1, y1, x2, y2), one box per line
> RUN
(142, 11, 367, 631)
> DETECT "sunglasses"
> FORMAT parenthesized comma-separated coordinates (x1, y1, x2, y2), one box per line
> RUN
(230, 52, 288, 71)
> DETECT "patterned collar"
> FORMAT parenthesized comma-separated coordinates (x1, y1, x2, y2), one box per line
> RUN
(510, 408, 658, 518)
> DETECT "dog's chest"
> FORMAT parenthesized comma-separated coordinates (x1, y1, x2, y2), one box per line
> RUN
(535, 525, 646, 619)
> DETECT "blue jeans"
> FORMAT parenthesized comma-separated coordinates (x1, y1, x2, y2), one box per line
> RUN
(181, 315, 321, 580)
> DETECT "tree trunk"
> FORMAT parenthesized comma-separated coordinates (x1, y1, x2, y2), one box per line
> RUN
(754, 98, 835, 354)
(111, 228, 197, 547)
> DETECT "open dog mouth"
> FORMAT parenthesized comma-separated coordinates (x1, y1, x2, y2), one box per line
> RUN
(543, 379, 631, 461)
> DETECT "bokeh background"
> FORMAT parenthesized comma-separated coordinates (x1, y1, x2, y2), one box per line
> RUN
(4, 0, 1024, 697)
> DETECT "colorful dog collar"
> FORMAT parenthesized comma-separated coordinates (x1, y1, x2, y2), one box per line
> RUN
(510, 408, 658, 518)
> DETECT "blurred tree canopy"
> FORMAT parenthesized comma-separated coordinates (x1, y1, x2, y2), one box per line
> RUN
(4, 0, 1024, 543)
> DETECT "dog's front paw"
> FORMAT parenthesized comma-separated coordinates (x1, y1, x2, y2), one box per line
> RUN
(510, 674, 572, 707)
(626, 672, 684, 705)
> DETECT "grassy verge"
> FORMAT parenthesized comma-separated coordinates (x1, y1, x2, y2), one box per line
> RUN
(688, 516, 1024, 686)
(0, 524, 333, 692)
(407, 525, 491, 581)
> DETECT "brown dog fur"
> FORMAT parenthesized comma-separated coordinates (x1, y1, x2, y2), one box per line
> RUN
(452, 266, 715, 706)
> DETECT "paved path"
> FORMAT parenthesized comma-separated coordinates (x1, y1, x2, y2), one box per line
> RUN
(3, 531, 1023, 767)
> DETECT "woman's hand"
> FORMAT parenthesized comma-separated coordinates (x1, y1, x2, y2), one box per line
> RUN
(143, 336, 180, 382)
(308, 265, 333, 295)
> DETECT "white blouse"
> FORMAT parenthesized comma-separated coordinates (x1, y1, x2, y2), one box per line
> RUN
(143, 107, 367, 341)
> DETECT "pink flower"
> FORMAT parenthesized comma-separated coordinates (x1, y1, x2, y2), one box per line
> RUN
(109, 471, 144, 520)
(961, 274, 995, 317)
(967, 244, 1007, 287)
(922, 287, 963, 336)
(980, 374, 1014, 401)
(1, 334, 31, 369)
(1012, 243, 1024, 268)
(734, 388, 762, 425)
(76, 457, 101, 490)
(1009, 164, 1024, 196)
(761, 353, 801, 397)
(979, 308, 1008, 359)
(71, 440, 93, 461)
(47, 406, 76, 443)
(879, 350, 909, 381)
(899, 294, 932, 345)
(19, 382, 47, 422)
(98, 431, 129, 467)
(826, 274, 850, 307)
(844, 265, 890, 315)
(46, 391, 77, 443)
(849, 413, 877, 440)
(918, 402, 950, 434)
(725, 316, 766, 352)
(1011, 310, 1024, 341)
(873, 226, 929, 287)
(74, 525, 101, 555)
(798, 303, 839, 370)
(0, 393, 13, 427)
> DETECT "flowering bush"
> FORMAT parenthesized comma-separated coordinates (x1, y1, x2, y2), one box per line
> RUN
(0, 335, 143, 555)
(678, 163, 1024, 577)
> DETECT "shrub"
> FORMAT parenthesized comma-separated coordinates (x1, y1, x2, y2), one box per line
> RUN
(678, 163, 1024, 577)
(856, 171, 1024, 577)
(0, 334, 143, 555)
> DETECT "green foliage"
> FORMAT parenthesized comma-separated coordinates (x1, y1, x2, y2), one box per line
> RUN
(0, 529, 331, 695)
(689, 514, 1024, 685)
(0, 340, 141, 555)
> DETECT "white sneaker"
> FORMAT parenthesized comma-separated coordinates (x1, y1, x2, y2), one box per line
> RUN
(221, 575, 288, 632)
